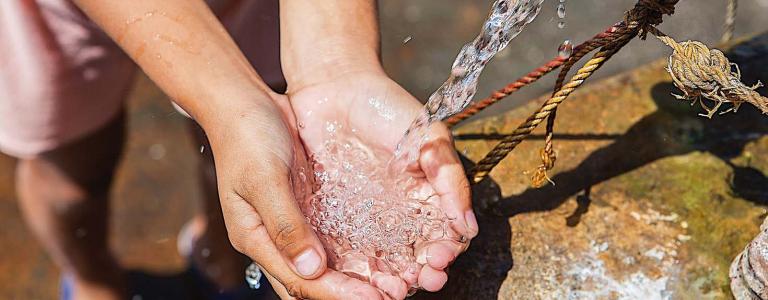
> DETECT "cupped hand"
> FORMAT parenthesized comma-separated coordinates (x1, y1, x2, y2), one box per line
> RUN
(206, 93, 391, 299)
(287, 71, 479, 299)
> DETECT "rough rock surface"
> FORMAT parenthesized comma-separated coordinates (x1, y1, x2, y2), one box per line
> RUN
(416, 33, 768, 299)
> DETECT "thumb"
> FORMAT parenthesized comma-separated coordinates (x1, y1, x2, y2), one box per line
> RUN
(239, 165, 328, 279)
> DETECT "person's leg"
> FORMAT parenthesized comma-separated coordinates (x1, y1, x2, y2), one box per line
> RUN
(0, 1, 136, 299)
(16, 114, 126, 300)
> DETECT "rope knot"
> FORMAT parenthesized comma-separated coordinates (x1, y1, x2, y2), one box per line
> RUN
(530, 147, 556, 188)
(626, 0, 678, 39)
(658, 36, 768, 118)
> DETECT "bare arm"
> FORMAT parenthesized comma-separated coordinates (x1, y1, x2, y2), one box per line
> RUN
(73, 0, 274, 129)
(279, 0, 384, 92)
(72, 0, 341, 291)
(280, 0, 476, 297)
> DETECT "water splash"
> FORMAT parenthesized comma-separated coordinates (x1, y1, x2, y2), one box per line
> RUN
(391, 0, 545, 171)
(301, 122, 457, 282)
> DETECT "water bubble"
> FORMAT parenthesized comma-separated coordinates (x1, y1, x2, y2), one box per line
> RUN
(558, 21, 566, 29)
(557, 3, 566, 19)
(558, 39, 573, 58)
(298, 122, 305, 129)
(325, 122, 338, 133)
(403, 36, 413, 44)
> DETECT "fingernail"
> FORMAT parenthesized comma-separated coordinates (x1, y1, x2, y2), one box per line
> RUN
(464, 210, 479, 238)
(293, 249, 321, 277)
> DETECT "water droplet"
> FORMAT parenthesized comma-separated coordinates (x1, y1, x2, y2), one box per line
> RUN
(201, 248, 211, 258)
(558, 39, 573, 58)
(245, 263, 262, 289)
(403, 36, 413, 44)
(325, 122, 337, 133)
(199, 145, 205, 153)
(298, 122, 305, 129)
(558, 21, 566, 29)
(557, 3, 566, 19)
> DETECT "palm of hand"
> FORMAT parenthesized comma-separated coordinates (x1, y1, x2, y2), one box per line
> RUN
(288, 72, 475, 299)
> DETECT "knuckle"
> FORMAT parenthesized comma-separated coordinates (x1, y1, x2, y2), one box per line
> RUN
(273, 220, 302, 252)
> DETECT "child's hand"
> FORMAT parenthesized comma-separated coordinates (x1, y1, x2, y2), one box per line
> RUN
(288, 71, 479, 299)
(208, 95, 388, 299)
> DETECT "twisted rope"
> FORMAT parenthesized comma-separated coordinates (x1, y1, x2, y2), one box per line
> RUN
(721, 0, 738, 43)
(462, 0, 680, 184)
(444, 25, 627, 128)
(532, 25, 629, 187)
(652, 29, 768, 118)
(470, 34, 634, 183)
(629, 0, 678, 39)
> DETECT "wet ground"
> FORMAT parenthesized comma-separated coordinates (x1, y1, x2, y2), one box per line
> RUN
(2, 1, 768, 299)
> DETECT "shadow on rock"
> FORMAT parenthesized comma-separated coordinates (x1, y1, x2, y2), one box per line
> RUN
(491, 81, 768, 217)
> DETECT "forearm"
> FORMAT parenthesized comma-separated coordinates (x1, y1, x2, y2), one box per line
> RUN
(279, 0, 384, 91)
(73, 0, 275, 129)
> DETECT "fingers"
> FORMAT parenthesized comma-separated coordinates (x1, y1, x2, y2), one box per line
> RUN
(263, 271, 296, 300)
(371, 272, 408, 300)
(222, 197, 384, 300)
(420, 125, 478, 240)
(425, 242, 457, 270)
(235, 170, 328, 279)
(418, 266, 448, 292)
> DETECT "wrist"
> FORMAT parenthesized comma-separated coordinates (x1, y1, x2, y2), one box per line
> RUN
(283, 43, 385, 92)
(183, 84, 279, 136)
